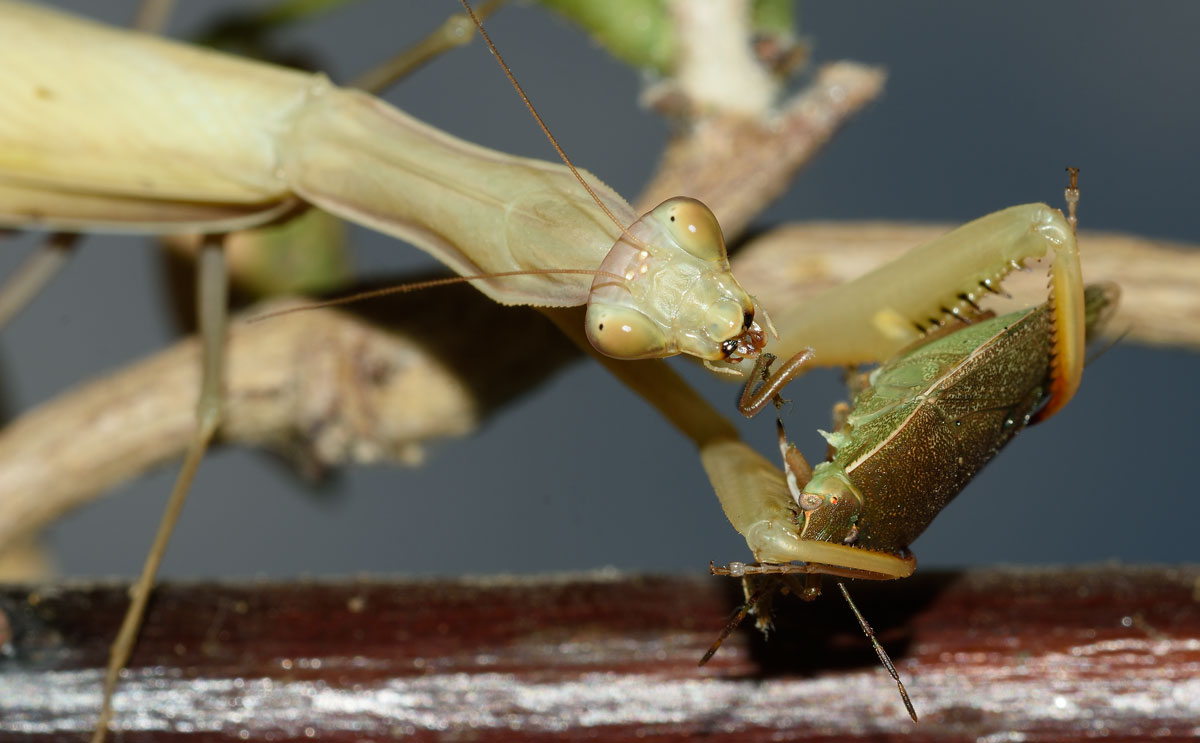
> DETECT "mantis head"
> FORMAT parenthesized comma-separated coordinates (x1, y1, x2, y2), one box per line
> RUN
(584, 198, 769, 362)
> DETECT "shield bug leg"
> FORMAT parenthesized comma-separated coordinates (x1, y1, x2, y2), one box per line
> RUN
(705, 563, 918, 719)
(698, 576, 775, 666)
(778, 416, 814, 496)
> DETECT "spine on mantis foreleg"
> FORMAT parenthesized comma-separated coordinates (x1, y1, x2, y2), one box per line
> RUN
(769, 204, 1083, 369)
(803, 282, 1115, 553)
(813, 304, 1055, 551)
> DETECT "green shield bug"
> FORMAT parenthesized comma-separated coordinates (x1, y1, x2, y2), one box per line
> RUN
(703, 170, 1116, 721)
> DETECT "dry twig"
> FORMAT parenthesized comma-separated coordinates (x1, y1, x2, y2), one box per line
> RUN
(0, 288, 576, 553)
(637, 62, 887, 237)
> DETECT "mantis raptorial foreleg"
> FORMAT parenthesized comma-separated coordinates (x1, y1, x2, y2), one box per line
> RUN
(752, 202, 1085, 417)
(92, 236, 227, 741)
(702, 176, 1098, 723)
(707, 184, 1087, 571)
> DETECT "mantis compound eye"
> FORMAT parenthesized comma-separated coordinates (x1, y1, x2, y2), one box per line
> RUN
(585, 305, 669, 360)
(654, 197, 728, 264)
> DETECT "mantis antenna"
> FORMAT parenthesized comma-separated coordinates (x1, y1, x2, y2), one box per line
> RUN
(836, 582, 918, 723)
(457, 0, 648, 251)
(248, 268, 626, 322)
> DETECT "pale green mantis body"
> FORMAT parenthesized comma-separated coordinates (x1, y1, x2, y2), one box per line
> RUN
(0, 1, 1092, 739)
(0, 1, 1084, 373)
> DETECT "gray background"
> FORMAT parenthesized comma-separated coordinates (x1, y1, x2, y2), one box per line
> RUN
(3, 1, 1198, 579)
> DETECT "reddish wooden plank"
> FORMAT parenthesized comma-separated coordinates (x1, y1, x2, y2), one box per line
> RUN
(1, 566, 1197, 741)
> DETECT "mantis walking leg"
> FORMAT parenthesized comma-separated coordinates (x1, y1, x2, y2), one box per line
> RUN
(0, 232, 78, 329)
(92, 236, 227, 743)
(86, 10, 506, 741)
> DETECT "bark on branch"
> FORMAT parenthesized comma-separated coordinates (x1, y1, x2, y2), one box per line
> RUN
(637, 62, 887, 237)
(0, 287, 577, 551)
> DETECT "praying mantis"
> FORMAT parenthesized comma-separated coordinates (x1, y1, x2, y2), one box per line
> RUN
(0, 2, 1195, 739)
(9, 2, 1195, 578)
(7, 1, 1190, 576)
